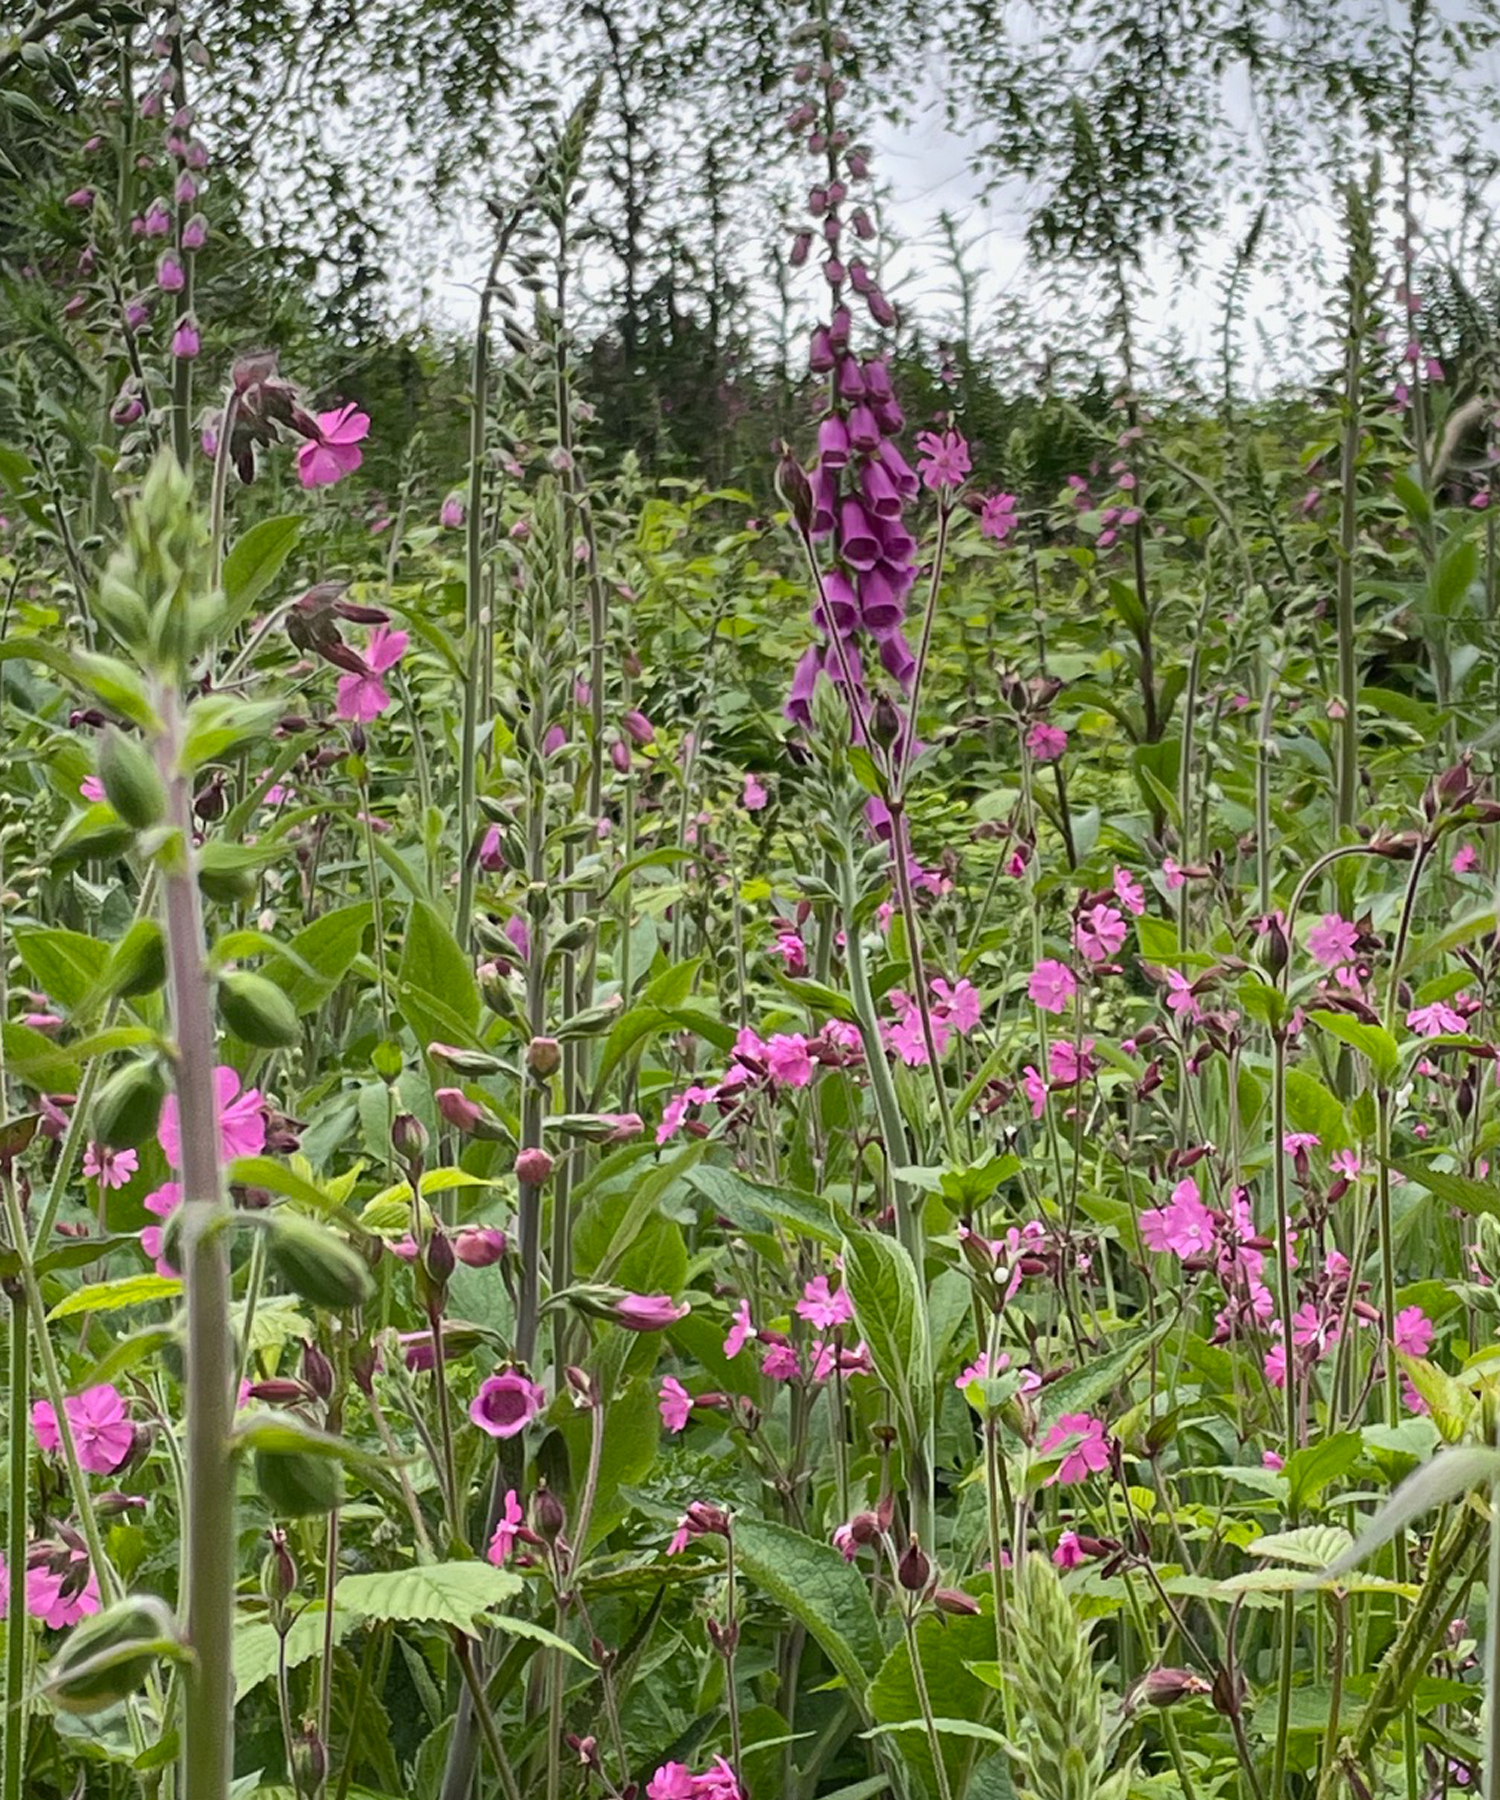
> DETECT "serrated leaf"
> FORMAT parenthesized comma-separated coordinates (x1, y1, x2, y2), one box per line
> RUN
(1249, 1524, 1353, 1568)
(48, 1274, 182, 1320)
(686, 1164, 843, 1247)
(734, 1519, 884, 1709)
(333, 1562, 523, 1638)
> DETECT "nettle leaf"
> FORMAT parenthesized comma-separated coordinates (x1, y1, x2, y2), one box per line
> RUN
(842, 1230, 932, 1445)
(47, 1274, 182, 1320)
(234, 1603, 352, 1699)
(733, 1519, 885, 1709)
(333, 1563, 523, 1637)
(687, 1163, 843, 1247)
(1249, 1524, 1354, 1568)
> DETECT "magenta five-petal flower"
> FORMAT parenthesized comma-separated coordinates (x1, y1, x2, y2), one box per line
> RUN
(82, 1143, 138, 1190)
(296, 403, 370, 488)
(32, 1385, 134, 1475)
(335, 624, 408, 723)
(158, 1064, 264, 1169)
(796, 1274, 854, 1331)
(914, 429, 971, 491)
(486, 1488, 525, 1567)
(1307, 913, 1359, 969)
(658, 1376, 692, 1432)
(1027, 958, 1076, 1015)
(1038, 1412, 1111, 1486)
(140, 1181, 182, 1276)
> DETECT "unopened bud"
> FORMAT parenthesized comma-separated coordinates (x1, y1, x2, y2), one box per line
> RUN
(531, 1483, 566, 1542)
(526, 1036, 562, 1078)
(897, 1535, 931, 1592)
(1135, 1667, 1215, 1708)
(261, 1528, 298, 1608)
(435, 1087, 484, 1133)
(515, 1147, 555, 1187)
(301, 1340, 335, 1401)
(391, 1113, 429, 1163)
(932, 1587, 981, 1615)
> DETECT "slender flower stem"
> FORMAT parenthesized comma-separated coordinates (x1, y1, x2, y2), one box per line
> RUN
(3, 1285, 28, 1800)
(154, 682, 236, 1800)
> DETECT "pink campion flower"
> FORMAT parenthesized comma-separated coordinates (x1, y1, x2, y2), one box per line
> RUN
(1047, 1037, 1095, 1086)
(761, 1342, 799, 1381)
(158, 1065, 264, 1168)
(742, 774, 768, 811)
(914, 429, 971, 491)
(439, 495, 465, 528)
(1263, 1450, 1284, 1472)
(1283, 1132, 1319, 1155)
(1163, 969, 1202, 1022)
(1393, 1305, 1433, 1357)
(1138, 1176, 1215, 1260)
(723, 1299, 755, 1359)
(1162, 857, 1186, 890)
(833, 1522, 858, 1561)
(932, 977, 981, 1033)
(26, 1557, 100, 1630)
(615, 1293, 690, 1332)
(32, 1386, 134, 1475)
(956, 1352, 991, 1389)
(82, 1143, 138, 1190)
(1112, 868, 1146, 915)
(657, 1085, 711, 1146)
(1307, 914, 1359, 969)
(335, 625, 408, 724)
(1038, 1412, 1111, 1485)
(486, 1489, 524, 1567)
(979, 492, 1019, 541)
(1074, 903, 1127, 963)
(1026, 721, 1067, 762)
(772, 931, 808, 976)
(469, 1371, 545, 1438)
(140, 1181, 181, 1275)
(1407, 1000, 1466, 1038)
(1052, 1530, 1085, 1570)
(797, 1275, 854, 1331)
(658, 1376, 692, 1433)
(296, 403, 370, 488)
(765, 1033, 814, 1087)
(1330, 1149, 1362, 1180)
(79, 775, 105, 803)
(1452, 844, 1479, 874)
(1028, 958, 1076, 1015)
(647, 1764, 697, 1800)
(1022, 1064, 1047, 1117)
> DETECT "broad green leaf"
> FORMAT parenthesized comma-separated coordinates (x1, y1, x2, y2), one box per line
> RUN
(686, 1163, 843, 1247)
(842, 1230, 932, 1445)
(1318, 1446, 1500, 1582)
(334, 1563, 576, 1651)
(14, 927, 110, 1013)
(398, 902, 480, 1050)
(234, 1603, 352, 1698)
(734, 1518, 885, 1709)
(48, 1274, 182, 1320)
(1283, 1431, 1362, 1510)
(1034, 1316, 1174, 1432)
(228, 1156, 337, 1212)
(222, 515, 303, 627)
(557, 1377, 659, 1553)
(1249, 1524, 1353, 1568)
(261, 900, 371, 1013)
(1389, 1159, 1500, 1225)
(869, 1600, 997, 1794)
(1307, 1011, 1400, 1085)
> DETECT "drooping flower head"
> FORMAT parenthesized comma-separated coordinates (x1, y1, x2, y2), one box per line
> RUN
(296, 403, 370, 489)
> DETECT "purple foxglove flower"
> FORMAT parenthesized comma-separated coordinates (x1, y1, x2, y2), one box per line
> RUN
(816, 569, 859, 635)
(808, 184, 828, 215)
(848, 260, 872, 294)
(867, 288, 897, 328)
(165, 134, 187, 158)
(175, 172, 197, 204)
(827, 178, 847, 205)
(65, 187, 95, 208)
(859, 564, 906, 631)
(786, 644, 822, 726)
(851, 207, 875, 240)
(111, 391, 144, 426)
(862, 357, 893, 401)
(874, 398, 904, 436)
(877, 628, 917, 686)
(62, 293, 87, 320)
(140, 90, 162, 118)
(610, 737, 631, 773)
(186, 139, 209, 170)
(836, 356, 864, 401)
(877, 438, 919, 498)
(77, 245, 95, 276)
(614, 1293, 690, 1331)
(470, 1371, 545, 1438)
(823, 215, 842, 244)
(828, 305, 852, 351)
(157, 251, 185, 292)
(823, 258, 845, 286)
(809, 327, 835, 373)
(171, 316, 200, 359)
(790, 229, 812, 266)
(144, 199, 171, 236)
(817, 413, 850, 469)
(623, 708, 655, 746)
(878, 520, 917, 564)
(847, 404, 881, 453)
(847, 146, 870, 177)
(811, 465, 837, 537)
(861, 458, 902, 519)
(838, 498, 880, 571)
(182, 213, 208, 249)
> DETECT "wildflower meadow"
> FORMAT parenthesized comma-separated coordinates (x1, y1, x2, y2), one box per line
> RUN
(7, 2, 1500, 1797)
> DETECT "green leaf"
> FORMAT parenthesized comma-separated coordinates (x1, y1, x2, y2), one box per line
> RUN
(48, 1274, 182, 1320)
(1249, 1524, 1354, 1568)
(1034, 1316, 1174, 1432)
(1389, 1159, 1500, 1224)
(263, 903, 373, 1013)
(557, 1377, 659, 1554)
(842, 1230, 932, 1445)
(1318, 1446, 1500, 1582)
(227, 1156, 338, 1213)
(869, 1601, 997, 1795)
(1307, 1011, 1400, 1085)
(1428, 532, 1479, 620)
(398, 902, 479, 1049)
(234, 1603, 352, 1699)
(222, 515, 302, 627)
(333, 1563, 578, 1652)
(686, 1164, 843, 1247)
(14, 927, 110, 1013)
(734, 1519, 885, 1710)
(1283, 1431, 1362, 1511)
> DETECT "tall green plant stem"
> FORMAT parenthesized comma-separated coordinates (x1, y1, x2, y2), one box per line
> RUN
(1334, 202, 1367, 836)
(3, 1287, 27, 1800)
(155, 682, 236, 1800)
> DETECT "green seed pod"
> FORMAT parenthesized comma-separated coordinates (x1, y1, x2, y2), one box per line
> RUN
(218, 971, 300, 1048)
(102, 919, 168, 1000)
(93, 1060, 166, 1150)
(253, 1447, 344, 1518)
(49, 1595, 176, 1714)
(97, 730, 166, 831)
(266, 1213, 375, 1312)
(197, 841, 262, 905)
